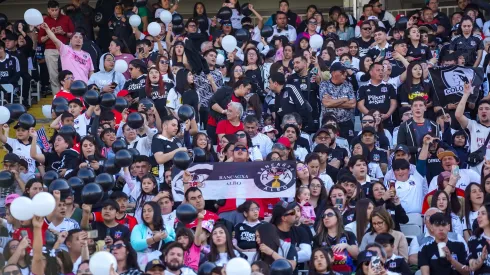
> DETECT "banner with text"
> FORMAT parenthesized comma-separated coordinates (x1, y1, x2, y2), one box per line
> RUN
(170, 161, 296, 202)
(429, 65, 484, 106)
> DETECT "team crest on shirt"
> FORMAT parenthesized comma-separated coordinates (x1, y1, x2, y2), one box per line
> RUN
(283, 91, 288, 98)
(114, 231, 122, 239)
(421, 49, 425, 54)
(300, 84, 307, 91)
(381, 87, 388, 93)
(373, 154, 380, 162)
(389, 262, 397, 268)
(471, 41, 476, 46)
(409, 181, 415, 186)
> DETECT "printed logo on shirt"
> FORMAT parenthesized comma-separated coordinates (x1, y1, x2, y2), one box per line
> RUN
(381, 87, 388, 93)
(389, 262, 396, 268)
(283, 91, 288, 98)
(114, 231, 122, 239)
(431, 255, 438, 260)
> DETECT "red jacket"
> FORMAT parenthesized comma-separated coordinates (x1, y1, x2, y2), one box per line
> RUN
(38, 15, 75, 50)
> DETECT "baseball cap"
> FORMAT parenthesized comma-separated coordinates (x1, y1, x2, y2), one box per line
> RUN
(313, 144, 330, 154)
(262, 125, 278, 135)
(145, 259, 164, 271)
(437, 171, 451, 188)
(13, 122, 30, 130)
(367, 15, 378, 21)
(276, 137, 291, 149)
(4, 153, 20, 163)
(117, 90, 130, 97)
(330, 62, 347, 73)
(313, 128, 329, 140)
(221, 19, 232, 26)
(361, 126, 376, 136)
(394, 144, 409, 154)
(437, 148, 459, 161)
(357, 250, 378, 266)
(270, 200, 298, 225)
(5, 194, 20, 206)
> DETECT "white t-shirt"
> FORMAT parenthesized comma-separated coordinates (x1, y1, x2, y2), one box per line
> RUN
(394, 175, 426, 214)
(368, 162, 384, 180)
(251, 133, 273, 159)
(249, 146, 263, 161)
(462, 210, 478, 232)
(166, 88, 182, 111)
(6, 137, 41, 175)
(466, 119, 490, 172)
(74, 113, 91, 137)
(162, 210, 176, 231)
(48, 218, 80, 233)
(267, 24, 297, 43)
(428, 169, 480, 192)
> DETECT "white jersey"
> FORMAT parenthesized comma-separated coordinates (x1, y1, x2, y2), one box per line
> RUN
(251, 133, 273, 159)
(466, 119, 490, 172)
(6, 137, 41, 175)
(428, 168, 480, 192)
(47, 217, 80, 232)
(166, 88, 181, 112)
(74, 113, 91, 138)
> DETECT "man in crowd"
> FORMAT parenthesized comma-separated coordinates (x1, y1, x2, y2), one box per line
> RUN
(244, 115, 273, 159)
(391, 159, 426, 214)
(268, 11, 297, 43)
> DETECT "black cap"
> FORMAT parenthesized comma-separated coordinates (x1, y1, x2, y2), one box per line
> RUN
(313, 143, 330, 154)
(13, 122, 30, 130)
(394, 144, 409, 154)
(221, 19, 232, 25)
(101, 199, 120, 212)
(4, 32, 18, 41)
(145, 259, 164, 271)
(392, 39, 407, 48)
(3, 153, 20, 163)
(361, 126, 376, 136)
(329, 62, 347, 73)
(357, 250, 378, 265)
(270, 200, 298, 225)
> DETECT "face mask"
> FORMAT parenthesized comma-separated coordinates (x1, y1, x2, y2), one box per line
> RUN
(343, 60, 351, 67)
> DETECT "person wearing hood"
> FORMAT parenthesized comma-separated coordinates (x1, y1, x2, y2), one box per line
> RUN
(87, 53, 126, 94)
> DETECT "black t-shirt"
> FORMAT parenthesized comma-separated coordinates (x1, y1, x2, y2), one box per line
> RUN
(181, 89, 200, 123)
(351, 134, 390, 151)
(366, 45, 393, 60)
(91, 221, 130, 242)
(369, 147, 388, 165)
(357, 82, 397, 117)
(449, 34, 484, 66)
(234, 221, 263, 250)
(407, 43, 432, 61)
(426, 154, 444, 183)
(313, 231, 357, 273)
(356, 37, 375, 57)
(419, 239, 467, 274)
(123, 74, 146, 109)
(151, 135, 184, 172)
(277, 226, 309, 275)
(468, 234, 490, 275)
(245, 67, 264, 95)
(389, 59, 406, 78)
(386, 255, 412, 275)
(398, 81, 437, 106)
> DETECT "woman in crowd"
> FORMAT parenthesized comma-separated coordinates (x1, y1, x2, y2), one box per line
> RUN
(141, 65, 172, 119)
(305, 153, 334, 191)
(30, 133, 79, 175)
(171, 41, 185, 64)
(111, 239, 142, 275)
(207, 223, 242, 266)
(430, 190, 464, 237)
(360, 207, 408, 261)
(243, 48, 265, 95)
(124, 59, 147, 97)
(345, 198, 374, 244)
(191, 133, 218, 162)
(369, 110, 393, 149)
(309, 177, 329, 216)
(327, 185, 355, 226)
(449, 16, 483, 67)
(308, 248, 336, 275)
(87, 53, 126, 94)
(369, 181, 409, 231)
(398, 61, 436, 117)
(313, 206, 359, 273)
(156, 55, 174, 85)
(235, 130, 262, 161)
(227, 64, 244, 87)
(405, 26, 432, 61)
(4, 238, 30, 275)
(468, 204, 490, 273)
(193, 2, 211, 34)
(22, 178, 43, 199)
(78, 135, 106, 174)
(220, 142, 236, 162)
(348, 39, 359, 57)
(254, 222, 297, 269)
(130, 201, 175, 263)
(296, 161, 311, 187)
(463, 182, 484, 240)
(173, 69, 199, 123)
(336, 13, 354, 40)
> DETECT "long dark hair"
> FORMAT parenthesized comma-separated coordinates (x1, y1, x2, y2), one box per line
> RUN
(175, 68, 193, 94)
(114, 239, 140, 271)
(314, 206, 347, 246)
(228, 64, 243, 87)
(247, 93, 262, 121)
(458, 15, 475, 36)
(355, 198, 374, 244)
(224, 0, 241, 13)
(156, 55, 174, 80)
(208, 224, 236, 262)
(431, 190, 454, 231)
(135, 174, 159, 212)
(145, 66, 166, 97)
(367, 109, 385, 133)
(404, 61, 423, 90)
(310, 177, 328, 202)
(474, 203, 490, 237)
(464, 182, 483, 232)
(79, 135, 105, 162)
(193, 2, 208, 18)
(23, 178, 43, 198)
(192, 132, 217, 161)
(254, 223, 283, 265)
(141, 201, 164, 230)
(237, 200, 260, 220)
(175, 227, 195, 250)
(308, 248, 334, 275)
(244, 48, 263, 66)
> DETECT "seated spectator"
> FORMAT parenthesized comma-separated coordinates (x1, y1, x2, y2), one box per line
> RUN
(375, 233, 411, 275)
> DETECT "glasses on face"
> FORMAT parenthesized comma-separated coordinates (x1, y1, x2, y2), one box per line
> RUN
(297, 165, 308, 171)
(322, 212, 335, 218)
(64, 76, 74, 81)
(362, 120, 374, 124)
(110, 243, 126, 250)
(4, 271, 21, 275)
(316, 135, 329, 141)
(236, 133, 246, 138)
(249, 207, 260, 212)
(372, 221, 385, 227)
(284, 210, 296, 216)
(234, 147, 247, 152)
(362, 27, 371, 31)
(160, 60, 170, 64)
(310, 184, 322, 189)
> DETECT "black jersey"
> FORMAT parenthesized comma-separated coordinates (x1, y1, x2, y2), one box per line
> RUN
(449, 34, 484, 66)
(468, 234, 490, 275)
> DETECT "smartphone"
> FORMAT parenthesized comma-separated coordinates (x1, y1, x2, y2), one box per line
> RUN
(87, 230, 98, 239)
(111, 82, 117, 88)
(371, 256, 382, 272)
(432, 49, 440, 59)
(389, 180, 396, 196)
(335, 198, 343, 210)
(20, 230, 28, 238)
(105, 228, 111, 243)
(451, 165, 460, 177)
(87, 155, 96, 162)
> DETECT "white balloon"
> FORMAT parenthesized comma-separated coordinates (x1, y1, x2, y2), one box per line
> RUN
(0, 106, 10, 124)
(225, 258, 251, 275)
(24, 9, 43, 26)
(129, 15, 141, 27)
(216, 54, 225, 65)
(89, 251, 117, 275)
(32, 192, 56, 217)
(309, 34, 324, 50)
(114, 60, 128, 73)
(159, 10, 172, 24)
(10, 197, 33, 221)
(222, 35, 237, 53)
(42, 105, 52, 119)
(148, 22, 162, 37)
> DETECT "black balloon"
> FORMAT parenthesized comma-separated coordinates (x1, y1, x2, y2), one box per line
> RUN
(270, 259, 293, 275)
(139, 98, 154, 110)
(198, 262, 216, 275)
(114, 97, 129, 113)
(261, 25, 274, 38)
(58, 125, 76, 137)
(67, 177, 84, 190)
(17, 113, 36, 129)
(70, 80, 88, 97)
(177, 104, 195, 121)
(52, 97, 69, 109)
(6, 104, 26, 120)
(104, 157, 121, 174)
(81, 183, 104, 205)
(77, 168, 96, 184)
(112, 139, 127, 153)
(99, 93, 116, 109)
(172, 24, 184, 34)
(173, 151, 192, 170)
(84, 90, 100, 106)
(193, 147, 207, 163)
(43, 170, 59, 187)
(0, 13, 8, 28)
(115, 149, 133, 167)
(54, 104, 69, 116)
(0, 171, 14, 188)
(127, 112, 144, 129)
(128, 148, 140, 157)
(95, 173, 114, 192)
(49, 178, 72, 200)
(241, 3, 251, 16)
(217, 7, 232, 20)
(235, 28, 250, 41)
(176, 203, 198, 224)
(172, 13, 183, 25)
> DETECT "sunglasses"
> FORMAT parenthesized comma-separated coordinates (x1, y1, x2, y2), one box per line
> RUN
(160, 60, 170, 64)
(110, 243, 126, 250)
(322, 212, 335, 218)
(362, 27, 371, 30)
(284, 209, 296, 216)
(308, 21, 317, 25)
(316, 136, 329, 141)
(234, 147, 247, 152)
(4, 271, 21, 275)
(375, 4, 382, 7)
(236, 133, 246, 138)
(362, 120, 374, 124)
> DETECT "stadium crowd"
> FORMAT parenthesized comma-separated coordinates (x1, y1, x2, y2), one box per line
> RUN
(0, 0, 490, 274)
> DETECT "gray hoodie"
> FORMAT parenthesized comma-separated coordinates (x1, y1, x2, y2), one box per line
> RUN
(87, 53, 126, 95)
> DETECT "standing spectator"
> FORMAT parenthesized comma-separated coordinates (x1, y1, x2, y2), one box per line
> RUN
(67, 0, 95, 41)
(38, 0, 75, 94)
(267, 11, 297, 43)
(449, 16, 484, 67)
(40, 23, 93, 83)
(265, 0, 300, 28)
(356, 21, 375, 57)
